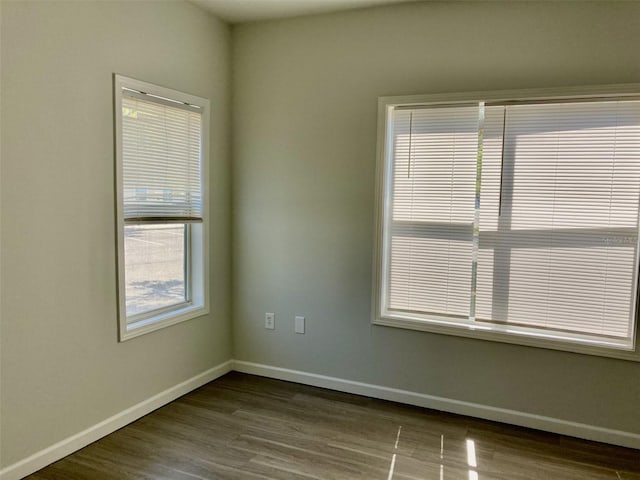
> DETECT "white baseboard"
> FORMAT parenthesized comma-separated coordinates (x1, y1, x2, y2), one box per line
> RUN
(4, 358, 637, 480)
(232, 360, 640, 450)
(0, 360, 233, 480)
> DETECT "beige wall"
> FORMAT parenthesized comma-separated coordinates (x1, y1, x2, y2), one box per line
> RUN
(232, 1, 640, 433)
(0, 0, 231, 467)
(3, 0, 640, 472)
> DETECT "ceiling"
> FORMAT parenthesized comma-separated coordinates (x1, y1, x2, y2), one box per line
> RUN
(190, 0, 415, 23)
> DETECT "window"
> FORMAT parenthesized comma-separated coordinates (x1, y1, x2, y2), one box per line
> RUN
(373, 85, 640, 360)
(114, 75, 209, 341)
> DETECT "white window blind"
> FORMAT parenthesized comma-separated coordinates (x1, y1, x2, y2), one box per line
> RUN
(122, 90, 203, 223)
(388, 106, 478, 318)
(382, 98, 640, 349)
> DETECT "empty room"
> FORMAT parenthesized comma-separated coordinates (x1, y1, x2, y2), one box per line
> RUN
(1, 0, 640, 478)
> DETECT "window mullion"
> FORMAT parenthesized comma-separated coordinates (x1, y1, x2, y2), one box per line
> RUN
(184, 223, 192, 304)
(469, 102, 485, 322)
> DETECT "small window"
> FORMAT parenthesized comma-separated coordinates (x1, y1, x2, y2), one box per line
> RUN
(114, 75, 209, 341)
(373, 86, 640, 360)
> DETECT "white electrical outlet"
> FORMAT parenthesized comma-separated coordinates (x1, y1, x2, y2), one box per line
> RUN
(265, 312, 275, 330)
(295, 315, 305, 334)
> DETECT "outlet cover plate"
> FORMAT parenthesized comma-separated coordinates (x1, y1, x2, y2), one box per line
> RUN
(265, 312, 275, 330)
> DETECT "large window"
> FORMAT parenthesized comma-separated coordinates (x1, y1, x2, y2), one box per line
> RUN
(373, 86, 640, 360)
(114, 75, 209, 341)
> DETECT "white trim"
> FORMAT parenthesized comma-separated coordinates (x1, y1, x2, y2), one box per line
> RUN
(0, 361, 232, 480)
(114, 74, 211, 342)
(374, 317, 640, 362)
(232, 360, 640, 450)
(378, 83, 640, 109)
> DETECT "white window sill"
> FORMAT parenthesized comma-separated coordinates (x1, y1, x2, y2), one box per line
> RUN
(119, 304, 208, 342)
(373, 312, 640, 362)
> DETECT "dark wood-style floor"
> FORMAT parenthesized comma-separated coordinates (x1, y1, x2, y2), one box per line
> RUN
(27, 372, 640, 479)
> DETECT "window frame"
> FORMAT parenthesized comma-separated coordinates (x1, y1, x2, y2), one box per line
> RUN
(114, 74, 210, 342)
(372, 84, 640, 362)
